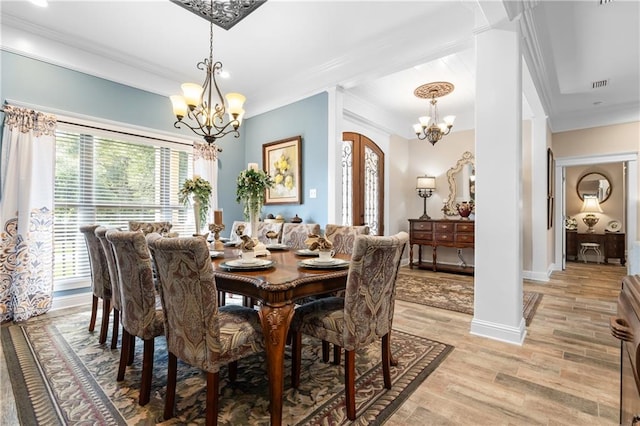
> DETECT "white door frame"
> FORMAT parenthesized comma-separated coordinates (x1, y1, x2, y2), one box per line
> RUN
(554, 152, 638, 272)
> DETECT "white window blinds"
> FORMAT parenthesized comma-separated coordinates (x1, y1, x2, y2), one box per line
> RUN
(54, 125, 194, 291)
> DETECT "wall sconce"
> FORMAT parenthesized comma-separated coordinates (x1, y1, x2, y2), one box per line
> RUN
(416, 176, 436, 219)
(581, 195, 603, 233)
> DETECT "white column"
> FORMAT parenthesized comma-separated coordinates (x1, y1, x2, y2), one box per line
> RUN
(471, 24, 526, 345)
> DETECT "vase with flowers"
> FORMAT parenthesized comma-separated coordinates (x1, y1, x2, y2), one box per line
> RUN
(236, 166, 274, 238)
(178, 175, 212, 235)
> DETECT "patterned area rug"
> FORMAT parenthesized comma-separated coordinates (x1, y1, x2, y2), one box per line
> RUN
(395, 271, 543, 326)
(1, 307, 453, 425)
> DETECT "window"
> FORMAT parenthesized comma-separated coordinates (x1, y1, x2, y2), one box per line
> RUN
(54, 124, 193, 291)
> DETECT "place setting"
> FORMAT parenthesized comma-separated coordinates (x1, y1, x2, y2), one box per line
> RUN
(297, 239, 349, 269)
(218, 256, 275, 271)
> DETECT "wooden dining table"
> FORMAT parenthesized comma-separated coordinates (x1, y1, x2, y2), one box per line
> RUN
(211, 247, 350, 426)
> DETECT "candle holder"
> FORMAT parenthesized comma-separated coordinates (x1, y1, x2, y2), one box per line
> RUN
(208, 223, 225, 250)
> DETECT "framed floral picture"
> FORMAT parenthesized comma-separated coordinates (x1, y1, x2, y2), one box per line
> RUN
(263, 136, 302, 204)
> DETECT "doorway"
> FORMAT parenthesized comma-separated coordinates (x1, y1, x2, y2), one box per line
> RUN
(554, 153, 638, 272)
(341, 132, 384, 235)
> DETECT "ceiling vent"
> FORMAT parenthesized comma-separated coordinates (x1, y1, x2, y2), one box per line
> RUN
(592, 79, 608, 89)
(600, 0, 613, 5)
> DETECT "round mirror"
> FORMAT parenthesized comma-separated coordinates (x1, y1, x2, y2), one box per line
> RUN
(577, 172, 611, 203)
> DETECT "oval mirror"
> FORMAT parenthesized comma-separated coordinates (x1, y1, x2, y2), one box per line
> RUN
(577, 172, 611, 203)
(443, 151, 475, 216)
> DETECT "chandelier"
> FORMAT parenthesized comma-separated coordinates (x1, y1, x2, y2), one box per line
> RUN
(412, 81, 456, 146)
(170, 1, 246, 148)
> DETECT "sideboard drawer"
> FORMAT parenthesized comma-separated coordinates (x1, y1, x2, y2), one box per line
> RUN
(456, 223, 474, 233)
(435, 223, 454, 232)
(411, 221, 433, 231)
(455, 234, 475, 244)
(411, 231, 433, 242)
(435, 232, 454, 242)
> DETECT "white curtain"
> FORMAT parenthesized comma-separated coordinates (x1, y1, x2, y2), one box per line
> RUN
(0, 104, 57, 323)
(193, 141, 219, 224)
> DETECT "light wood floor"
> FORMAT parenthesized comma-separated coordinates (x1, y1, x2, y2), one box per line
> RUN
(0, 262, 627, 425)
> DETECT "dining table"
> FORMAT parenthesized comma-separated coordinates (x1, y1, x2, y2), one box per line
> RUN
(211, 246, 350, 426)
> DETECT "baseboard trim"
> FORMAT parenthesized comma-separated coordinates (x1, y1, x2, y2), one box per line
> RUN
(470, 317, 526, 345)
(51, 293, 92, 311)
(523, 269, 550, 282)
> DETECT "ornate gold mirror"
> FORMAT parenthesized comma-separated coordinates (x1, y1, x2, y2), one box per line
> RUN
(443, 151, 475, 216)
(576, 172, 611, 203)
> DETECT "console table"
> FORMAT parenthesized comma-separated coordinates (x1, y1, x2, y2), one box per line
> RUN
(565, 230, 626, 265)
(408, 218, 474, 275)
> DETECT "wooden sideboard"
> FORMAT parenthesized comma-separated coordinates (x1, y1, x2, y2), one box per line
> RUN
(566, 230, 626, 265)
(408, 219, 474, 275)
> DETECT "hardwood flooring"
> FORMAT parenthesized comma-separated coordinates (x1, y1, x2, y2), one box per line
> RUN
(0, 262, 627, 425)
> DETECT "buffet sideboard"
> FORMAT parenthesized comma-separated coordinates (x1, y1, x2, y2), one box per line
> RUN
(408, 218, 474, 275)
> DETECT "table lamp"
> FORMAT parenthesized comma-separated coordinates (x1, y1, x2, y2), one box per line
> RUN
(581, 195, 603, 233)
(416, 176, 436, 219)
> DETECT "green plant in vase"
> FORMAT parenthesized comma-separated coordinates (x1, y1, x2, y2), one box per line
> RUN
(178, 175, 212, 235)
(236, 167, 274, 237)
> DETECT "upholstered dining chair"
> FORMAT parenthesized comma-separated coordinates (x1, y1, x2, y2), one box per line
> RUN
(95, 226, 122, 350)
(324, 224, 370, 255)
(229, 220, 250, 243)
(79, 224, 112, 345)
(256, 221, 284, 244)
(146, 234, 264, 425)
(280, 223, 321, 249)
(290, 231, 409, 420)
(105, 230, 164, 406)
(128, 220, 175, 236)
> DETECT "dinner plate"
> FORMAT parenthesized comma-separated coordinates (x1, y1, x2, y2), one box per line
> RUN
(266, 243, 289, 250)
(219, 259, 275, 271)
(298, 258, 349, 269)
(606, 220, 622, 232)
(295, 249, 319, 256)
(209, 250, 224, 258)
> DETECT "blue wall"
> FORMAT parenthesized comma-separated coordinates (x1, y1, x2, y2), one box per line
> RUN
(243, 92, 329, 226)
(1, 51, 328, 229)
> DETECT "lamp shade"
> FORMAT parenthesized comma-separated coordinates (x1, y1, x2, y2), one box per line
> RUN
(580, 195, 603, 213)
(416, 176, 436, 190)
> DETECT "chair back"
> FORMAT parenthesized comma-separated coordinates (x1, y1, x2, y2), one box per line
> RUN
(342, 232, 408, 351)
(281, 223, 321, 249)
(229, 220, 250, 242)
(256, 221, 284, 244)
(129, 221, 174, 236)
(147, 235, 223, 370)
(79, 224, 112, 299)
(106, 230, 163, 340)
(95, 226, 121, 311)
(324, 224, 370, 254)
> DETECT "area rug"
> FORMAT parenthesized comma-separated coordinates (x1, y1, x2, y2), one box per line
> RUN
(395, 271, 543, 326)
(1, 307, 453, 425)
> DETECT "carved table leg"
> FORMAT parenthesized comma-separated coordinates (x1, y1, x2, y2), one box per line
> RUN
(432, 246, 438, 272)
(258, 303, 295, 426)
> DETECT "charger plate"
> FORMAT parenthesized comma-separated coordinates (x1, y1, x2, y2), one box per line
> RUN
(298, 258, 349, 269)
(219, 259, 275, 271)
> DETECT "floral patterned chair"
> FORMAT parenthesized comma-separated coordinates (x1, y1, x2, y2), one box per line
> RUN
(146, 234, 264, 425)
(256, 221, 284, 244)
(324, 224, 370, 255)
(228, 220, 250, 243)
(79, 224, 112, 345)
(105, 230, 164, 406)
(290, 232, 409, 420)
(128, 220, 175, 236)
(280, 223, 321, 249)
(95, 226, 122, 350)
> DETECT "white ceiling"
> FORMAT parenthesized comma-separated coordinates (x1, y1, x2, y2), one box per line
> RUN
(1, 0, 638, 138)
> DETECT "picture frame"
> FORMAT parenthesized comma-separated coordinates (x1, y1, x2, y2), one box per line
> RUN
(263, 136, 302, 205)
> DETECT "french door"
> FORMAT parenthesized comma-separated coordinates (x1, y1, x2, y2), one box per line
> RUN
(341, 132, 384, 235)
